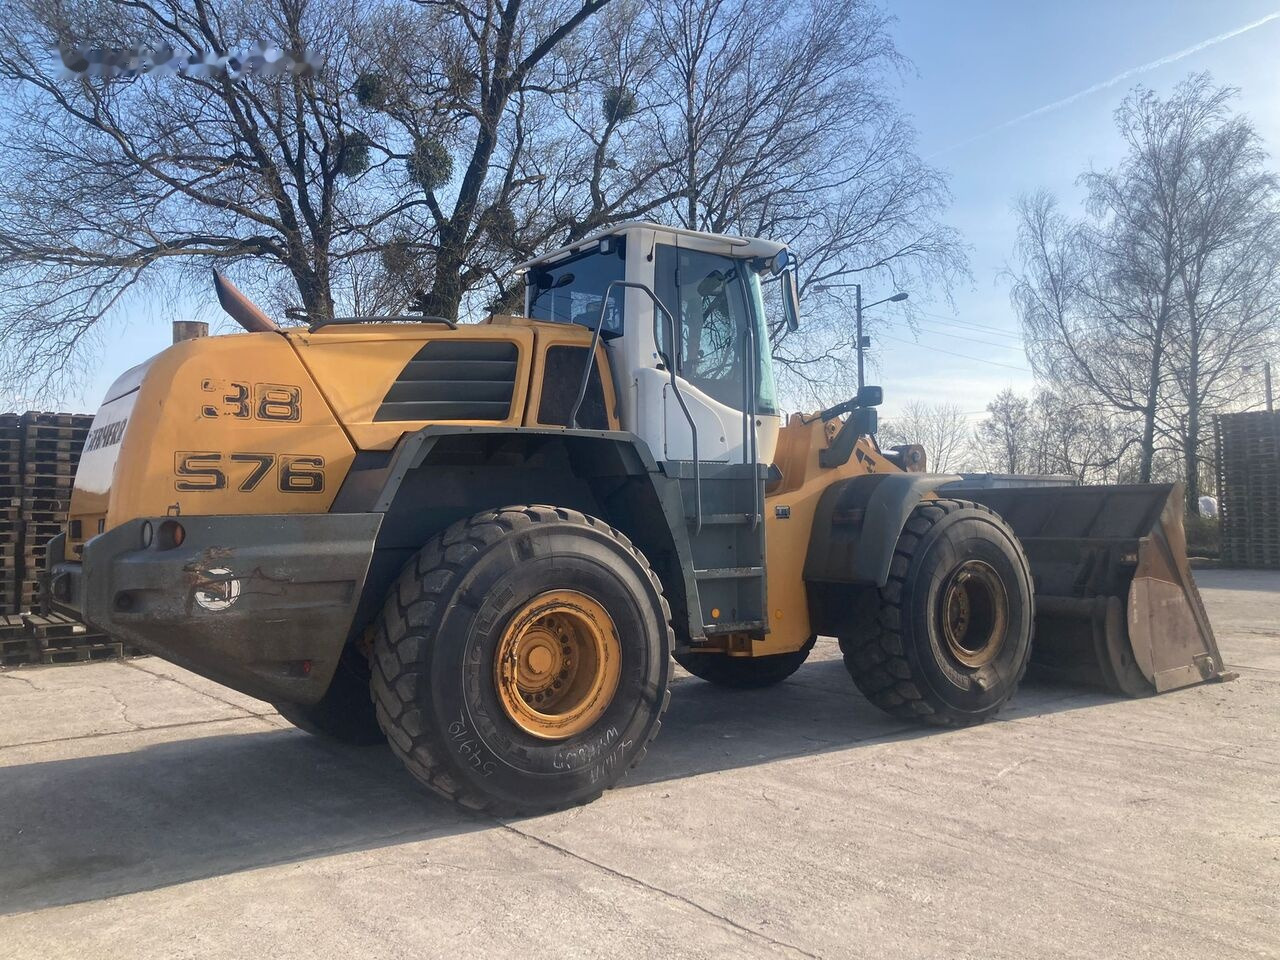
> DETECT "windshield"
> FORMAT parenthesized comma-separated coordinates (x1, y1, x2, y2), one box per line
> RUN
(526, 241, 625, 335)
(745, 270, 780, 414)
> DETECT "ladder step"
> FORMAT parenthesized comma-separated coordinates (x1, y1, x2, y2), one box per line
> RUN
(694, 566, 764, 580)
(703, 619, 768, 636)
(688, 513, 759, 526)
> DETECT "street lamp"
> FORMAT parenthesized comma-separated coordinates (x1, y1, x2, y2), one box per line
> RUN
(811, 282, 909, 388)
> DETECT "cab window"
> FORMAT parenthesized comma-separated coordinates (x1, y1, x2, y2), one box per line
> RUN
(527, 241, 625, 336)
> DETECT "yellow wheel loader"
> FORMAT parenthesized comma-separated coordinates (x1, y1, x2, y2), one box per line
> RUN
(45, 222, 1225, 814)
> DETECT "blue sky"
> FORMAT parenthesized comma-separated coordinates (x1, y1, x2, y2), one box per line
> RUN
(51, 1, 1280, 419)
(871, 0, 1280, 422)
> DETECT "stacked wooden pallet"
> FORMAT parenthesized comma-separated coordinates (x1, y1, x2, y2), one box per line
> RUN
(18, 412, 91, 610)
(0, 612, 124, 667)
(0, 410, 141, 668)
(0, 413, 21, 614)
(1215, 411, 1280, 568)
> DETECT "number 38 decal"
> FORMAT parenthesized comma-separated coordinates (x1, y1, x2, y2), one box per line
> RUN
(175, 452, 325, 493)
(200, 380, 302, 422)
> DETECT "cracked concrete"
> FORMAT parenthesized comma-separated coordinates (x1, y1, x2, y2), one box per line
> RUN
(0, 568, 1277, 959)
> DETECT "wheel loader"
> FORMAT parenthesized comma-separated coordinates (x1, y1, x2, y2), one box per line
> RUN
(45, 221, 1225, 814)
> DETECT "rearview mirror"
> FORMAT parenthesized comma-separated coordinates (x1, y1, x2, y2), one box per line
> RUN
(781, 269, 800, 332)
(856, 385, 883, 407)
(697, 269, 728, 297)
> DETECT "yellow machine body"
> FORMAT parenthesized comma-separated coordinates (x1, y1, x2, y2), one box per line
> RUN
(43, 222, 1228, 818)
(67, 318, 618, 552)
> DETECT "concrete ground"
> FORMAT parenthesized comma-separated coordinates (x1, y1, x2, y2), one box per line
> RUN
(0, 569, 1276, 960)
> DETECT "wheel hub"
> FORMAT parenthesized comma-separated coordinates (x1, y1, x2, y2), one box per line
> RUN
(495, 590, 621, 740)
(939, 560, 1008, 668)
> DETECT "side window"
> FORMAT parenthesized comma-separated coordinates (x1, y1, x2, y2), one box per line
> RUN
(655, 245, 749, 409)
(527, 242, 625, 335)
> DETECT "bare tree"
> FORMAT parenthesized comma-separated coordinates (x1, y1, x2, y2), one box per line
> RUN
(880, 400, 970, 472)
(1162, 82, 1280, 505)
(643, 0, 965, 401)
(0, 0, 964, 406)
(0, 0, 383, 393)
(972, 389, 1031, 474)
(1026, 388, 1142, 482)
(1011, 75, 1280, 500)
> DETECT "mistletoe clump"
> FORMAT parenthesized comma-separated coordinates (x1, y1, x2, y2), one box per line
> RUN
(353, 71, 388, 109)
(407, 136, 452, 192)
(602, 85, 637, 123)
(337, 130, 371, 177)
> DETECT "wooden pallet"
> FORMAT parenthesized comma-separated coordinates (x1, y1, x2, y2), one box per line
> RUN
(40, 641, 122, 665)
(0, 613, 28, 636)
(23, 411, 93, 428)
(26, 437, 84, 454)
(1, 636, 38, 667)
(21, 496, 70, 513)
(24, 612, 88, 640)
(23, 520, 66, 537)
(1214, 411, 1280, 568)
(23, 461, 77, 478)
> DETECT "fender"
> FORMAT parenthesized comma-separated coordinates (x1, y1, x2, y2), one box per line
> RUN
(803, 472, 962, 587)
(332, 425, 705, 645)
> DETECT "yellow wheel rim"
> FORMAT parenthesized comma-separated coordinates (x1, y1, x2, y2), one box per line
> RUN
(494, 590, 622, 740)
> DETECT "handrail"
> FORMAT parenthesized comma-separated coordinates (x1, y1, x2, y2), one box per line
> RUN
(568, 279, 701, 533)
(744, 306, 761, 531)
(308, 314, 458, 332)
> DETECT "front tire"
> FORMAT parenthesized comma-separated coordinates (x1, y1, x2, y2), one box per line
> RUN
(371, 506, 673, 815)
(840, 498, 1033, 726)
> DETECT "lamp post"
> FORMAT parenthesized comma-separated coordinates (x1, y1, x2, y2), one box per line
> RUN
(811, 283, 909, 388)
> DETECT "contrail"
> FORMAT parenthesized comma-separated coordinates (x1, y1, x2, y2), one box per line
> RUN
(936, 10, 1280, 156)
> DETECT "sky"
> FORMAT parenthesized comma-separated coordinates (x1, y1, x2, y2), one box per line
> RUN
(39, 0, 1280, 421)
(871, 0, 1280, 424)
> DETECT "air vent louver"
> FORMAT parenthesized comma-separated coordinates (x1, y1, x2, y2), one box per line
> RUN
(374, 339, 518, 422)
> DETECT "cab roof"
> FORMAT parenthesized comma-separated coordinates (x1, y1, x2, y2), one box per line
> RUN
(515, 221, 788, 273)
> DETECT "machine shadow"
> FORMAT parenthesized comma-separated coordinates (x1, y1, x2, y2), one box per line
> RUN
(0, 651, 1113, 915)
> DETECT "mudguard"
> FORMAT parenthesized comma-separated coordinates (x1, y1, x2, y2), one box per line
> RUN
(335, 425, 706, 645)
(803, 472, 961, 587)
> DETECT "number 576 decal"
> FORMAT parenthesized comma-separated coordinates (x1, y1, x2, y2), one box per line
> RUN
(175, 452, 325, 493)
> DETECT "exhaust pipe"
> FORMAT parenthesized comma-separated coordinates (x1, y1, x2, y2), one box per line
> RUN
(173, 320, 208, 343)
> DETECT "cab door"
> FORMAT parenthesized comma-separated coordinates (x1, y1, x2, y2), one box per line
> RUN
(654, 243, 761, 463)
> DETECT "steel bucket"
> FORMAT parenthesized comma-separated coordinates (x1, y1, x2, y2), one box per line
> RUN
(950, 483, 1226, 697)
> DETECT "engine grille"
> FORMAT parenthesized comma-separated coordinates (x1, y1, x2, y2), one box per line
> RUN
(374, 339, 518, 422)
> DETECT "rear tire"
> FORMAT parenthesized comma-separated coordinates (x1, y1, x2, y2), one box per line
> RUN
(674, 637, 815, 688)
(274, 646, 385, 745)
(840, 498, 1033, 726)
(371, 506, 673, 815)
